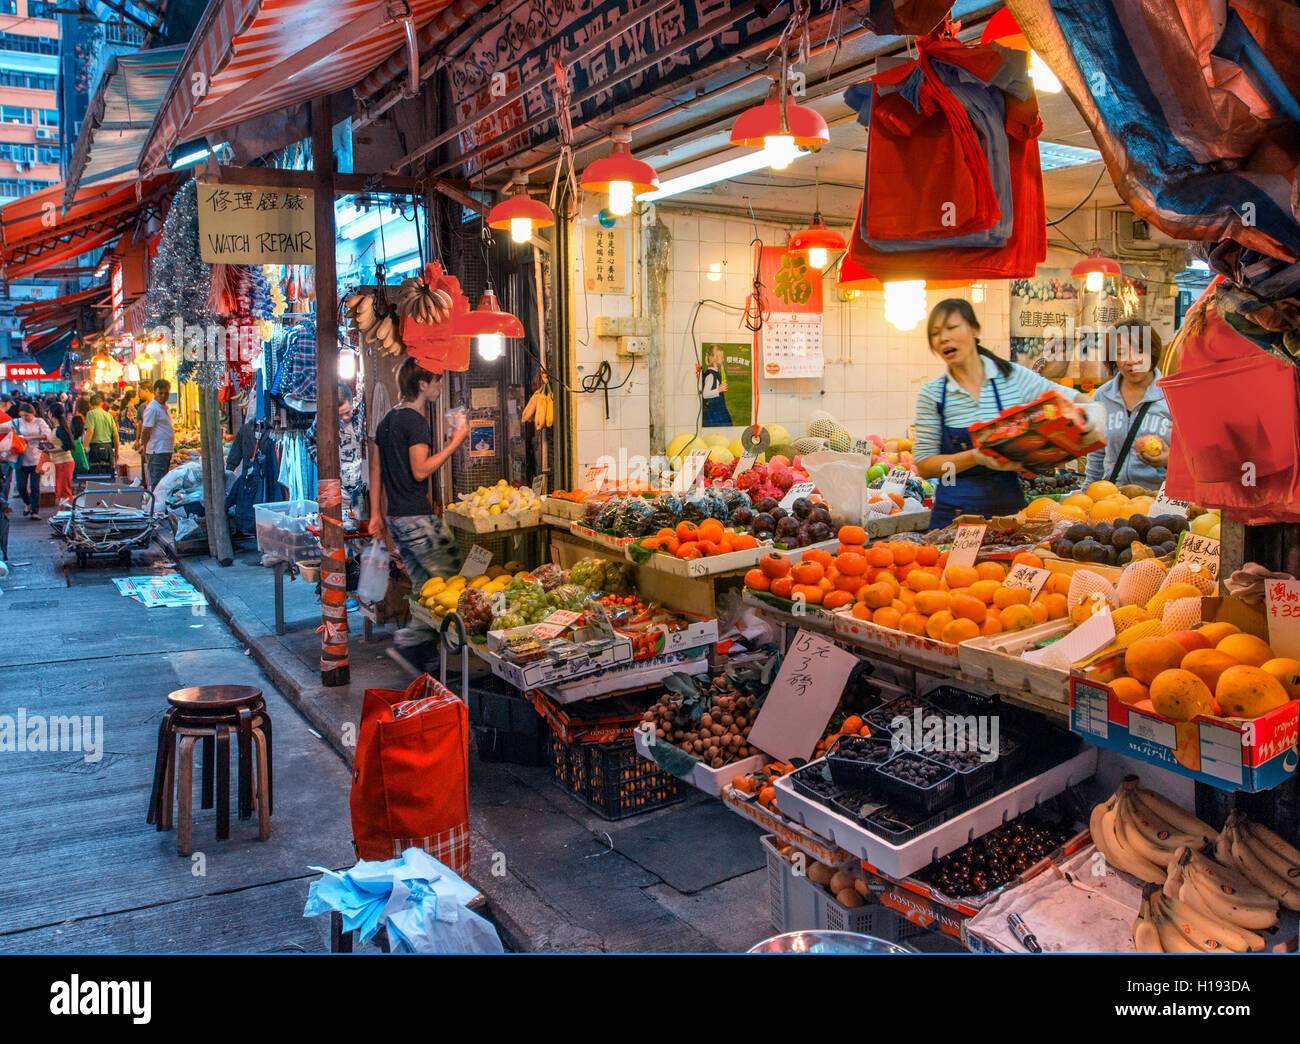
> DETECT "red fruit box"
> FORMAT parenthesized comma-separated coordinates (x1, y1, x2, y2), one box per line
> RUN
(968, 391, 1103, 476)
(522, 688, 653, 745)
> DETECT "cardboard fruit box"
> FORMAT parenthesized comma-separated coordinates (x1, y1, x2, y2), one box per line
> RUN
(1069, 596, 1300, 791)
(968, 391, 1103, 476)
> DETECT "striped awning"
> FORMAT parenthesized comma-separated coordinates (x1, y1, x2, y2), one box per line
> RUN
(139, 0, 458, 176)
(15, 285, 111, 332)
(64, 45, 187, 207)
(0, 178, 173, 280)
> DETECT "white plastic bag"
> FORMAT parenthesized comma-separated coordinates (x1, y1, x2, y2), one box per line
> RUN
(357, 538, 390, 603)
(799, 451, 870, 526)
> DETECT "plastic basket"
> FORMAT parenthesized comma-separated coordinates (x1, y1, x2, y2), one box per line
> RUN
(761, 835, 900, 936)
(873, 753, 959, 814)
(548, 734, 685, 820)
(826, 734, 896, 789)
(469, 673, 549, 766)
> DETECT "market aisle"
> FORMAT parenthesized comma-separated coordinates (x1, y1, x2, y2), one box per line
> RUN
(0, 508, 355, 954)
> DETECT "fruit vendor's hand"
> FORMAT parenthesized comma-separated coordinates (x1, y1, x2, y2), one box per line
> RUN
(1078, 401, 1108, 444)
(973, 450, 1020, 472)
(1138, 444, 1170, 468)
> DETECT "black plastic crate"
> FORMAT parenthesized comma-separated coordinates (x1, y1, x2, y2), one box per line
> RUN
(923, 747, 997, 799)
(547, 735, 685, 820)
(873, 753, 959, 814)
(826, 734, 897, 789)
(468, 673, 548, 766)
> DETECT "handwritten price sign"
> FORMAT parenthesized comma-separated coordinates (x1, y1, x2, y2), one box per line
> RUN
(943, 524, 986, 583)
(747, 629, 858, 760)
(459, 544, 493, 577)
(1004, 562, 1051, 598)
(778, 481, 816, 512)
(1265, 579, 1300, 660)
(1176, 532, 1220, 581)
(582, 464, 608, 494)
(882, 466, 912, 495)
(1150, 482, 1191, 519)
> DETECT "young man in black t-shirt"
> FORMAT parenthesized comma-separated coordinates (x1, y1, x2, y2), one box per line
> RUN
(370, 357, 469, 669)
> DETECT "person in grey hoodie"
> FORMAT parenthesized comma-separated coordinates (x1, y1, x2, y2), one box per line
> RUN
(1085, 320, 1172, 491)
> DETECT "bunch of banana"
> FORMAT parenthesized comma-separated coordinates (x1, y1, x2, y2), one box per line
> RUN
(1135, 882, 1264, 954)
(344, 289, 406, 356)
(398, 276, 454, 324)
(1089, 776, 1217, 884)
(1214, 812, 1300, 911)
(521, 384, 555, 429)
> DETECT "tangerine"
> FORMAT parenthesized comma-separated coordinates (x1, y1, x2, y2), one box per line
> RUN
(906, 569, 942, 592)
(836, 552, 867, 577)
(915, 590, 951, 615)
(866, 546, 894, 568)
(969, 579, 1002, 604)
(1042, 593, 1069, 619)
(838, 525, 867, 545)
(873, 607, 902, 630)
(976, 561, 1007, 582)
(1000, 604, 1036, 631)
(942, 617, 981, 644)
(993, 586, 1031, 609)
(792, 583, 824, 605)
(980, 616, 1004, 635)
(1013, 551, 1044, 569)
(793, 560, 825, 585)
(925, 610, 955, 640)
(891, 543, 917, 566)
(770, 576, 795, 599)
(834, 573, 863, 594)
(1046, 573, 1072, 595)
(1028, 600, 1049, 624)
(743, 569, 770, 591)
(915, 545, 940, 567)
(823, 590, 853, 610)
(899, 612, 929, 636)
(850, 602, 873, 622)
(945, 563, 980, 589)
(804, 547, 834, 569)
(861, 582, 896, 609)
(951, 594, 987, 623)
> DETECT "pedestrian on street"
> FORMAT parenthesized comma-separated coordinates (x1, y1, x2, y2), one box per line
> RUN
(137, 379, 174, 490)
(84, 393, 119, 473)
(46, 402, 76, 506)
(12, 401, 52, 520)
(369, 357, 469, 671)
(307, 381, 366, 506)
(0, 392, 14, 508)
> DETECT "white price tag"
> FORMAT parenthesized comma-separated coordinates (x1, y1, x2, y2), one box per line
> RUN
(943, 524, 986, 583)
(881, 466, 911, 495)
(458, 544, 493, 577)
(851, 438, 872, 457)
(672, 448, 710, 492)
(582, 464, 608, 495)
(778, 481, 816, 513)
(1127, 708, 1177, 749)
(733, 448, 760, 479)
(747, 630, 859, 761)
(1176, 532, 1220, 582)
(1004, 562, 1050, 598)
(531, 474, 547, 496)
(531, 609, 581, 640)
(1150, 482, 1191, 519)
(1264, 578, 1300, 660)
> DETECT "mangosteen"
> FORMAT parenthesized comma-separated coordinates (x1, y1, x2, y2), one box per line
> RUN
(1064, 523, 1093, 543)
(810, 504, 833, 525)
(1158, 540, 1178, 556)
(808, 521, 832, 542)
(775, 515, 800, 538)
(752, 512, 776, 534)
(731, 506, 754, 526)
(1146, 525, 1173, 546)
(1093, 522, 1114, 544)
(754, 497, 778, 515)
(793, 532, 812, 547)
(791, 497, 813, 520)
(1117, 547, 1133, 565)
(1127, 513, 1149, 537)
(1105, 544, 1119, 564)
(1111, 526, 1138, 548)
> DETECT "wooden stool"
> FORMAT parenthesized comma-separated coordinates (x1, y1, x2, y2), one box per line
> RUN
(146, 685, 274, 855)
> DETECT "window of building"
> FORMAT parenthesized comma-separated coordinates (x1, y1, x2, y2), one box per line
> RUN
(0, 71, 56, 90)
(0, 106, 31, 125)
(0, 143, 35, 163)
(0, 33, 59, 55)
(38, 109, 57, 127)
(28, 1, 59, 17)
(0, 2, 18, 16)
(36, 146, 56, 165)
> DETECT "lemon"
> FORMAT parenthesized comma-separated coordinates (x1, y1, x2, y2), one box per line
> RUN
(489, 504, 503, 515)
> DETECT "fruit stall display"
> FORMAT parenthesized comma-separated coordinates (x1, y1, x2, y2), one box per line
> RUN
(446, 480, 545, 531)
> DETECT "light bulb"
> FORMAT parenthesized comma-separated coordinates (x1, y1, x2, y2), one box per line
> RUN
(510, 216, 532, 244)
(1029, 52, 1062, 94)
(884, 280, 927, 331)
(807, 246, 828, 270)
(764, 134, 798, 170)
(337, 348, 356, 380)
(477, 333, 505, 361)
(608, 180, 634, 216)
(1086, 270, 1104, 292)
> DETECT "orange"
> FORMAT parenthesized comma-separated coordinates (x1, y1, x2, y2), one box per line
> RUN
(792, 583, 824, 605)
(894, 562, 918, 584)
(866, 546, 894, 568)
(925, 610, 955, 640)
(1023, 497, 1057, 519)
(834, 573, 863, 594)
(661, 536, 681, 555)
(915, 545, 940, 567)
(1013, 552, 1044, 569)
(838, 525, 867, 546)
(1215, 633, 1275, 668)
(1000, 604, 1036, 631)
(980, 616, 1004, 635)
(950, 594, 987, 624)
(841, 715, 865, 735)
(1054, 504, 1088, 522)
(743, 569, 770, 591)
(823, 590, 853, 610)
(675, 521, 698, 543)
(873, 607, 901, 630)
(993, 586, 1031, 609)
(1110, 677, 1150, 706)
(906, 569, 942, 593)
(818, 577, 833, 592)
(793, 560, 824, 585)
(969, 579, 1002, 605)
(851, 602, 873, 622)
(1061, 492, 1094, 511)
(915, 590, 951, 615)
(899, 612, 929, 636)
(976, 561, 1007, 582)
(1042, 592, 1069, 619)
(1124, 636, 1187, 685)
(941, 617, 981, 644)
(861, 582, 897, 609)
(655, 527, 676, 542)
(944, 563, 979, 589)
(1085, 480, 1119, 500)
(1028, 600, 1049, 624)
(891, 543, 917, 566)
(804, 547, 834, 570)
(936, 550, 950, 570)
(1090, 499, 1133, 525)
(897, 588, 917, 609)
(697, 518, 725, 544)
(890, 598, 907, 614)
(1046, 573, 1072, 595)
(770, 577, 794, 600)
(836, 551, 867, 577)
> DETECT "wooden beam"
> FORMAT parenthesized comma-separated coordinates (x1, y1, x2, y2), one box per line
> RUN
(428, 177, 487, 216)
(207, 164, 425, 196)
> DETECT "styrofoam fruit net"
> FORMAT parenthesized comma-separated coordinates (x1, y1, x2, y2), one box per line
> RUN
(1116, 558, 1167, 607)
(1146, 582, 1205, 616)
(1160, 560, 1217, 596)
(1115, 619, 1168, 648)
(1048, 507, 1088, 527)
(806, 415, 838, 439)
(1067, 569, 1120, 612)
(792, 436, 828, 455)
(1162, 596, 1204, 632)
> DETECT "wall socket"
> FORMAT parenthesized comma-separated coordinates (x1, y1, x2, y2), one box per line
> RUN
(594, 315, 651, 339)
(617, 336, 649, 356)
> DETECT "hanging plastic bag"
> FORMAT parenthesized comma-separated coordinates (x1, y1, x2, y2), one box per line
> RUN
(357, 539, 390, 604)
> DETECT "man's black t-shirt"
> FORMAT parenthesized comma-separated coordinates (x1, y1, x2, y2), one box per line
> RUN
(375, 406, 433, 516)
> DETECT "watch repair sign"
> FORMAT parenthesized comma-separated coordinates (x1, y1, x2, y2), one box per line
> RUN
(197, 182, 315, 265)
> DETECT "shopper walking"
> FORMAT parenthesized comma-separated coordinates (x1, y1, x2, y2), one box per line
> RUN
(12, 401, 52, 520)
(137, 379, 174, 490)
(84, 393, 118, 472)
(0, 393, 13, 509)
(47, 403, 76, 506)
(117, 391, 139, 446)
(370, 357, 468, 671)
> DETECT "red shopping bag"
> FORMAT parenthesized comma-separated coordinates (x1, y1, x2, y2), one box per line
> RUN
(350, 674, 470, 871)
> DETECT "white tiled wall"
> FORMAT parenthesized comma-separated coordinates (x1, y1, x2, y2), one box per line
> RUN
(569, 201, 1013, 482)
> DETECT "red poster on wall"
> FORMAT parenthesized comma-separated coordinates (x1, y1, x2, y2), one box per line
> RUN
(758, 246, 824, 315)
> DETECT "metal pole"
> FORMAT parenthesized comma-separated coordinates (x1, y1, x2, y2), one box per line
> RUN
(312, 93, 349, 687)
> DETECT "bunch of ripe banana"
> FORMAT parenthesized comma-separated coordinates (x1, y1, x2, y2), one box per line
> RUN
(1214, 811, 1300, 912)
(1090, 776, 1217, 885)
(521, 383, 555, 428)
(344, 289, 406, 356)
(1132, 847, 1279, 953)
(398, 275, 454, 325)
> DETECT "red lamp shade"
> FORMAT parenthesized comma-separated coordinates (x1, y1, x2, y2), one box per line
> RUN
(980, 7, 1026, 46)
(454, 288, 524, 338)
(834, 255, 972, 292)
(788, 215, 846, 255)
(579, 139, 659, 195)
(487, 195, 554, 233)
(730, 96, 830, 149)
(1071, 248, 1122, 279)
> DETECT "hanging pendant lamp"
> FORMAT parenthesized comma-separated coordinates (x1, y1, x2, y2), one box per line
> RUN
(488, 172, 555, 244)
(455, 286, 524, 361)
(580, 127, 658, 216)
(1072, 248, 1122, 293)
(980, 8, 1062, 93)
(731, 51, 829, 170)
(788, 169, 845, 270)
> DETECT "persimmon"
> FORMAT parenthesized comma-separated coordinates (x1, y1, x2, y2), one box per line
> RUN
(759, 553, 791, 580)
(835, 551, 867, 577)
(744, 569, 771, 591)
(697, 519, 725, 543)
(792, 583, 824, 605)
(803, 548, 834, 569)
(866, 546, 894, 568)
(976, 561, 1007, 582)
(675, 521, 698, 543)
(850, 602, 874, 622)
(793, 560, 824, 585)
(891, 543, 917, 566)
(915, 545, 940, 567)
(770, 576, 795, 599)
(838, 525, 867, 545)
(823, 590, 854, 610)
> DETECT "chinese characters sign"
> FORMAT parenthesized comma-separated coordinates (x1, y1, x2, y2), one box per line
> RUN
(1265, 579, 1300, 660)
(583, 226, 625, 293)
(748, 630, 857, 760)
(1010, 273, 1080, 338)
(197, 182, 315, 265)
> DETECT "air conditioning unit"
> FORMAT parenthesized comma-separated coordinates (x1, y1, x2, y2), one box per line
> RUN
(35, 128, 52, 140)
(14, 162, 28, 172)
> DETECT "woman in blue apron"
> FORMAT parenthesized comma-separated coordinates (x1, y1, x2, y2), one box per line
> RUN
(914, 300, 1108, 531)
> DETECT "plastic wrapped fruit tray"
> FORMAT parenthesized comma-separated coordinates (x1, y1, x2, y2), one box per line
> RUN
(773, 739, 1097, 879)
